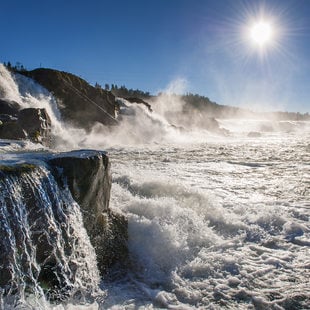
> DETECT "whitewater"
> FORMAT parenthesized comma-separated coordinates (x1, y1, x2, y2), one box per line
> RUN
(103, 129, 310, 309)
(0, 65, 309, 309)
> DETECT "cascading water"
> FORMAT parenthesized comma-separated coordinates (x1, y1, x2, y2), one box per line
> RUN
(0, 163, 100, 308)
(0, 64, 87, 150)
(0, 64, 59, 121)
(0, 65, 21, 104)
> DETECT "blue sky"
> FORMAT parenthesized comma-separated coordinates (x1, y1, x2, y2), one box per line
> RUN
(1, 0, 310, 113)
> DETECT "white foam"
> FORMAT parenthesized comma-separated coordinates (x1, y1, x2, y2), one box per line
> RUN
(0, 64, 21, 103)
(106, 131, 310, 308)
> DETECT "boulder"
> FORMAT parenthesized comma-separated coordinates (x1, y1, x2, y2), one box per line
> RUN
(277, 121, 295, 132)
(0, 114, 18, 122)
(260, 124, 274, 132)
(18, 108, 51, 144)
(0, 107, 52, 145)
(0, 99, 19, 116)
(176, 112, 229, 134)
(0, 121, 26, 140)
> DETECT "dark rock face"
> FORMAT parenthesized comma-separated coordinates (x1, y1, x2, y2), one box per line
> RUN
(21, 69, 118, 130)
(49, 151, 128, 274)
(0, 104, 51, 144)
(0, 121, 26, 140)
(0, 150, 128, 300)
(18, 108, 51, 144)
(49, 152, 111, 214)
(0, 99, 19, 115)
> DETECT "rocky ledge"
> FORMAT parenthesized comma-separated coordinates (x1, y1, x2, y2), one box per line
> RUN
(48, 150, 128, 273)
(0, 149, 127, 298)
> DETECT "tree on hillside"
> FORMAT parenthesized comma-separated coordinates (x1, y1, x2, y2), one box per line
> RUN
(95, 82, 102, 89)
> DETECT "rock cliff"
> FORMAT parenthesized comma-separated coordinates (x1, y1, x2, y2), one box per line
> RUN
(20, 68, 118, 130)
(0, 149, 127, 299)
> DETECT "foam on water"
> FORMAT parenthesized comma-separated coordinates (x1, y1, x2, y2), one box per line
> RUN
(105, 131, 310, 309)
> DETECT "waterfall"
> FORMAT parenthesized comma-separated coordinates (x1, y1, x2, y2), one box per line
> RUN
(0, 64, 21, 103)
(0, 64, 87, 150)
(0, 163, 100, 308)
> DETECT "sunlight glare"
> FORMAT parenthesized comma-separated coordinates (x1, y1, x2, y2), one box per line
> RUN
(250, 21, 273, 47)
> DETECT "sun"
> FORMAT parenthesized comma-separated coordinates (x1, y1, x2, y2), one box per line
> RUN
(250, 21, 274, 47)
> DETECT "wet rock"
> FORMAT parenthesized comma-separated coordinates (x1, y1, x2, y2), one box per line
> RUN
(277, 121, 295, 132)
(18, 108, 51, 144)
(48, 150, 128, 275)
(0, 99, 19, 116)
(260, 124, 274, 132)
(0, 107, 52, 145)
(0, 150, 128, 299)
(0, 114, 18, 122)
(0, 121, 26, 140)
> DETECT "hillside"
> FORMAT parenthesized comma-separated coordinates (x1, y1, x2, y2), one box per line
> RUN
(20, 68, 118, 130)
(14, 66, 310, 125)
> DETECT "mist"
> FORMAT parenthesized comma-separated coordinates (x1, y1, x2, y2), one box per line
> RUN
(1, 64, 309, 152)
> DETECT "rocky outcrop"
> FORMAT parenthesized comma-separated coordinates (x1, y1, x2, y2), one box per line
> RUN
(49, 151, 128, 274)
(0, 99, 19, 115)
(0, 99, 51, 144)
(0, 120, 26, 140)
(18, 108, 52, 143)
(0, 150, 128, 299)
(20, 68, 118, 130)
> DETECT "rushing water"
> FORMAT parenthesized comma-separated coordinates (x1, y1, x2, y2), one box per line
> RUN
(0, 64, 309, 309)
(102, 129, 310, 309)
(0, 160, 100, 309)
